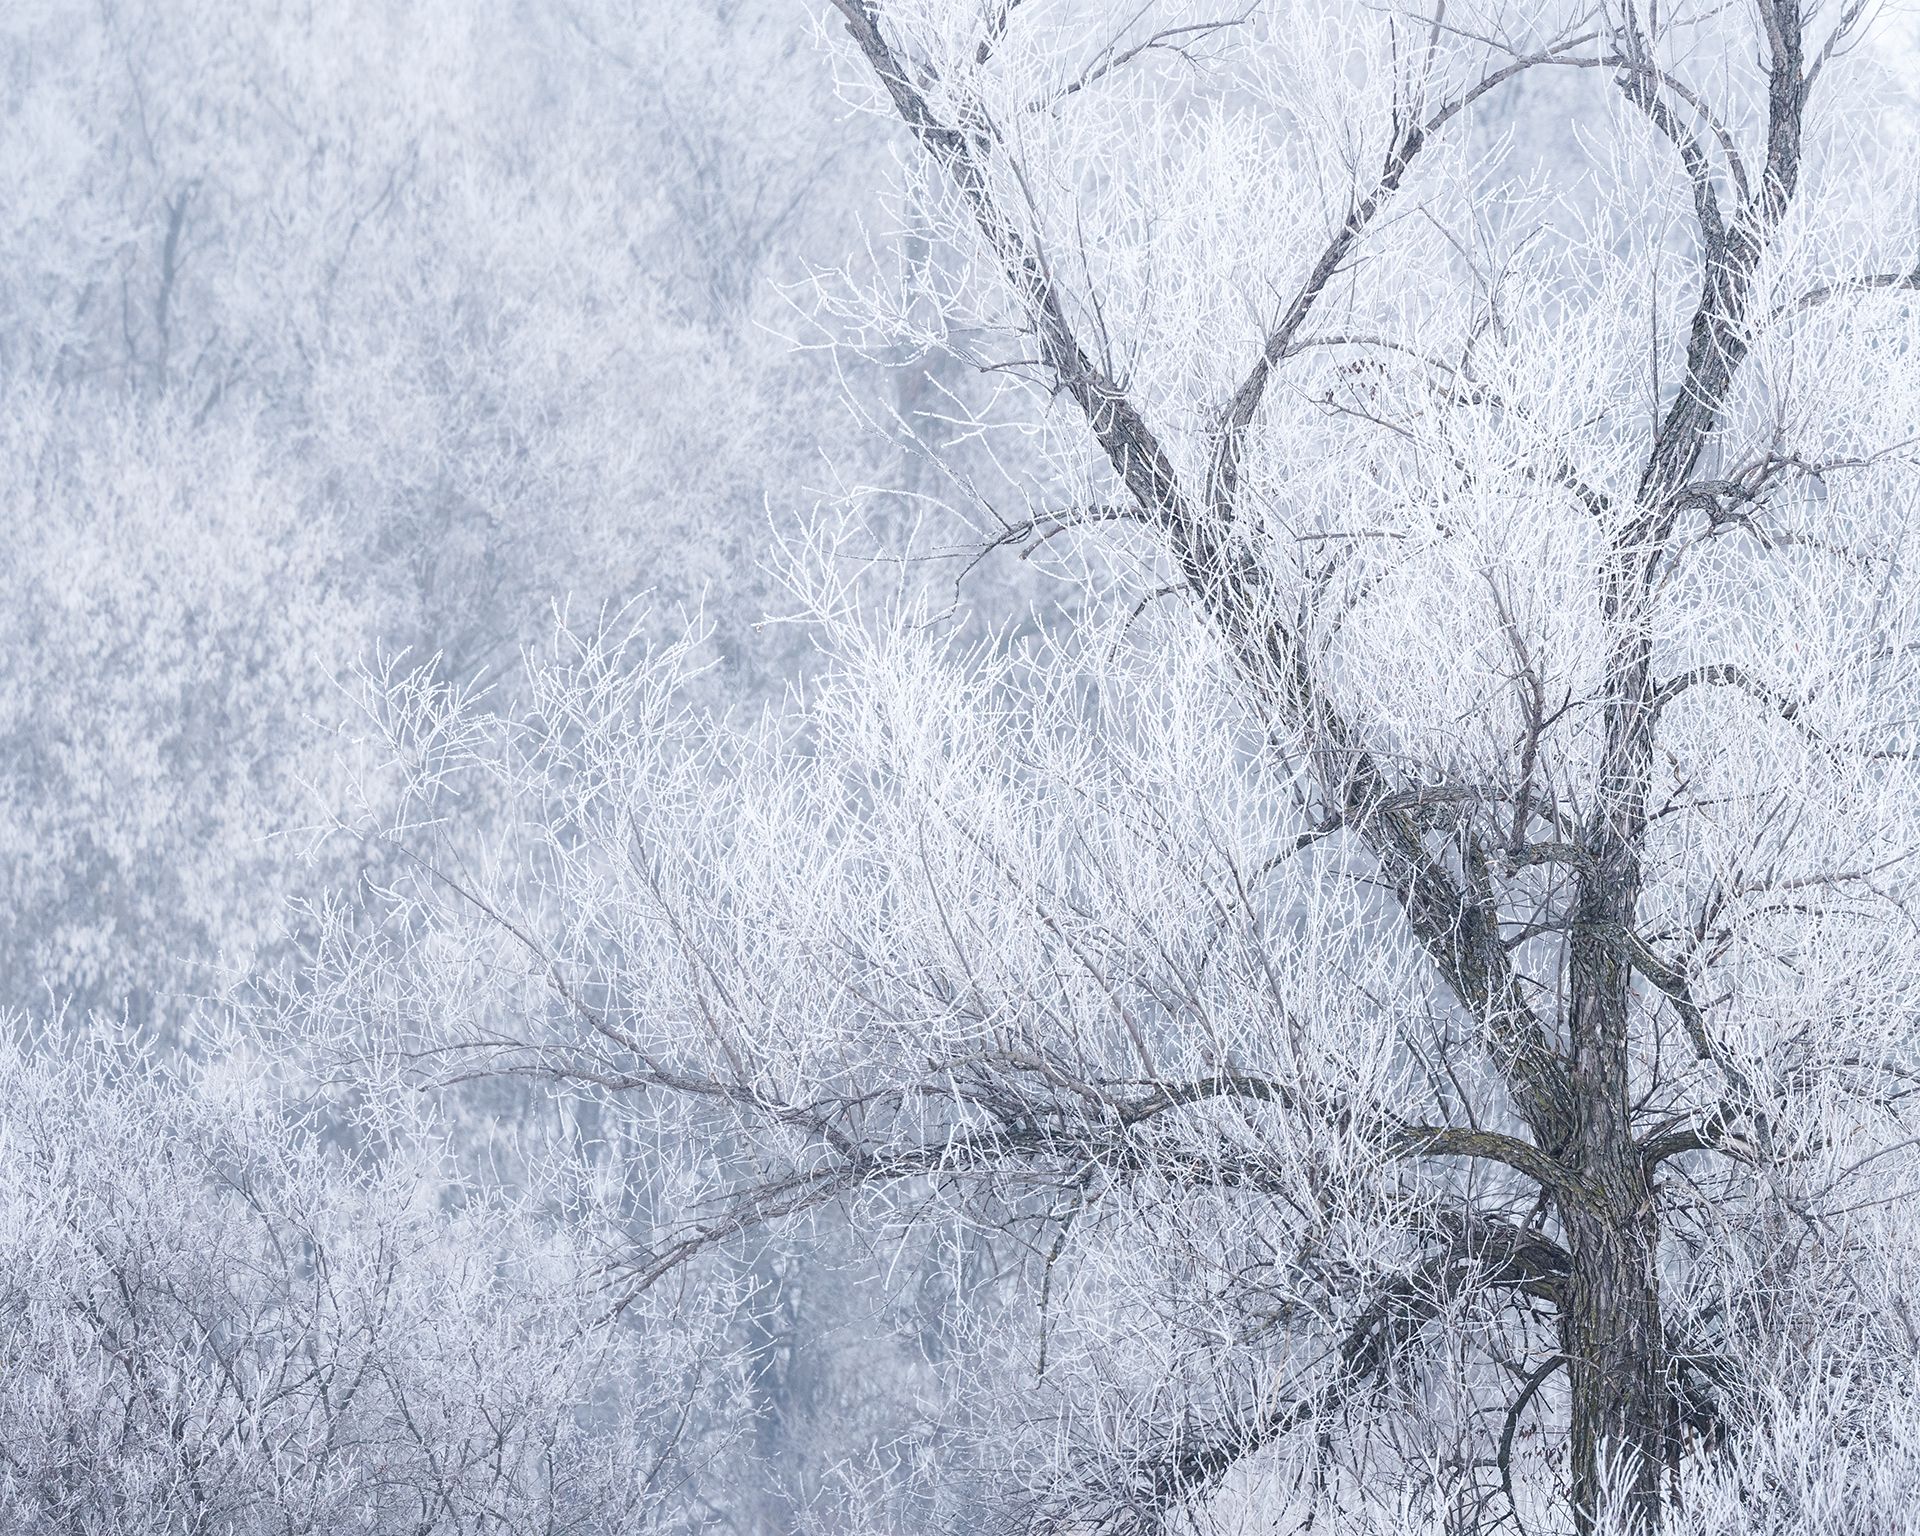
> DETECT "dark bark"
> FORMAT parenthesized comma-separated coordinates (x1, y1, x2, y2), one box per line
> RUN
(1560, 929, 1668, 1529)
(1561, 1196, 1666, 1532)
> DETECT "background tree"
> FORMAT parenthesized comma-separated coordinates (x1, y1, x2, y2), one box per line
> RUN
(1, 4, 937, 1526)
(0, 0, 886, 1021)
(0, 1012, 736, 1533)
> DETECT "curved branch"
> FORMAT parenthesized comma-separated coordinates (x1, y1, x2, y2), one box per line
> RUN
(1634, 1, 1807, 521)
(1611, 38, 1728, 251)
(1638, 1102, 1753, 1168)
(1028, 11, 1258, 112)
(1627, 934, 1773, 1167)
(595, 1063, 1578, 1299)
(1651, 663, 1801, 725)
(1499, 1353, 1567, 1526)
(1205, 30, 1604, 517)
(1386, 1122, 1574, 1192)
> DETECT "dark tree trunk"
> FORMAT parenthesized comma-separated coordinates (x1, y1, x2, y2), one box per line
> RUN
(1562, 925, 1667, 1534)
(1562, 1185, 1666, 1532)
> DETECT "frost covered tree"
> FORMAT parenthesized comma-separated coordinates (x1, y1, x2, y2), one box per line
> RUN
(783, 1, 1920, 1527)
(221, 0, 1920, 1532)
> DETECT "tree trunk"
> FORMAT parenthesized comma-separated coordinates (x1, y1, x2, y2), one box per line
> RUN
(1563, 931, 1668, 1533)
(1562, 1189, 1667, 1533)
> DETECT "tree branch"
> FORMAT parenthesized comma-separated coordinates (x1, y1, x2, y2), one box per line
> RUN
(1780, 266, 1920, 319)
(828, 0, 1190, 525)
(1651, 663, 1801, 724)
